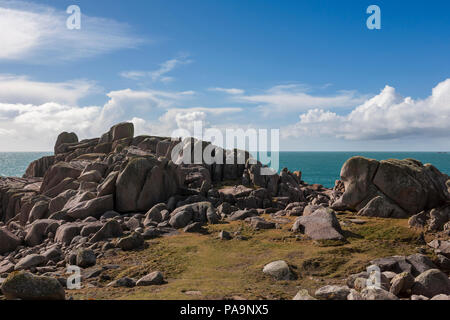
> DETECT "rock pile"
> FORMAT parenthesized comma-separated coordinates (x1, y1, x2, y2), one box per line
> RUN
(0, 123, 449, 300)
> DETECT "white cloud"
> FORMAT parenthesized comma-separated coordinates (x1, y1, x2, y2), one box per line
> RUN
(0, 83, 232, 150)
(282, 79, 450, 140)
(131, 107, 243, 137)
(0, 0, 142, 62)
(98, 88, 196, 127)
(120, 56, 192, 82)
(239, 84, 367, 116)
(209, 87, 245, 95)
(0, 101, 102, 150)
(0, 74, 97, 105)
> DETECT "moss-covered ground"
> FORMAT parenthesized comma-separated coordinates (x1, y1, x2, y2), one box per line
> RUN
(69, 212, 428, 300)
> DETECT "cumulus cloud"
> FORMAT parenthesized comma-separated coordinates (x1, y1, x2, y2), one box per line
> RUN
(120, 56, 192, 82)
(0, 0, 142, 62)
(97, 88, 197, 127)
(0, 80, 239, 151)
(239, 84, 367, 116)
(0, 74, 97, 105)
(0, 102, 102, 150)
(282, 79, 450, 140)
(130, 107, 243, 138)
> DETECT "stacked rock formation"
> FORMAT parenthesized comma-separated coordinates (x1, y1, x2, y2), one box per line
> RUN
(0, 123, 449, 300)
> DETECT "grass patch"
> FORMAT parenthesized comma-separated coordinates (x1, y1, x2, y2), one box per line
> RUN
(68, 216, 423, 300)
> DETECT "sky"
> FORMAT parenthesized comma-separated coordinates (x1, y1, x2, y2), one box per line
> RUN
(0, 0, 449, 151)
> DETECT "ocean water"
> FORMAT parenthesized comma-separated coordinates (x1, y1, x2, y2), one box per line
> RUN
(0, 152, 449, 189)
(0, 152, 52, 178)
(276, 152, 450, 188)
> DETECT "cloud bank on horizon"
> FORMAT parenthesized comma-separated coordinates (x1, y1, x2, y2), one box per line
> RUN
(0, 0, 448, 151)
(1, 74, 448, 151)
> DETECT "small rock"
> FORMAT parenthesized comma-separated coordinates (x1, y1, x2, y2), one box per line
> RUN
(142, 228, 161, 240)
(315, 285, 350, 300)
(43, 247, 63, 262)
(136, 271, 164, 286)
(382, 271, 398, 281)
(292, 289, 316, 300)
(107, 277, 135, 288)
(76, 249, 96, 268)
(218, 230, 232, 240)
(14, 254, 46, 271)
(101, 211, 121, 219)
(360, 287, 398, 300)
(430, 294, 450, 300)
(91, 219, 123, 242)
(436, 254, 450, 271)
(347, 289, 363, 300)
(183, 222, 205, 233)
(354, 277, 367, 291)
(262, 260, 296, 281)
(248, 217, 276, 230)
(346, 272, 368, 288)
(116, 232, 144, 251)
(101, 242, 115, 251)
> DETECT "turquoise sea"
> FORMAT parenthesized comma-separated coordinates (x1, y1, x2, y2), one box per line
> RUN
(0, 152, 449, 188)
(0, 152, 52, 178)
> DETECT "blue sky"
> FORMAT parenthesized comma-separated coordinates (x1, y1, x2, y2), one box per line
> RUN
(0, 0, 449, 151)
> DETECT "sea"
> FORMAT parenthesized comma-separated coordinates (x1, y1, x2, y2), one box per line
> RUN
(0, 151, 449, 189)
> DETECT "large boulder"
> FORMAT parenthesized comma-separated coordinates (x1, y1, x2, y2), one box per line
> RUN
(97, 171, 119, 197)
(49, 190, 78, 214)
(65, 195, 114, 220)
(169, 202, 219, 229)
(1, 271, 65, 300)
(14, 254, 46, 270)
(54, 223, 82, 245)
(40, 162, 83, 193)
(54, 132, 78, 154)
(28, 200, 49, 223)
(115, 156, 180, 213)
(390, 272, 415, 296)
(292, 207, 344, 240)
(143, 203, 167, 225)
(406, 253, 438, 276)
(25, 219, 59, 246)
(411, 269, 450, 298)
(23, 155, 55, 178)
(333, 157, 449, 217)
(90, 219, 123, 242)
(103, 122, 134, 143)
(0, 227, 21, 254)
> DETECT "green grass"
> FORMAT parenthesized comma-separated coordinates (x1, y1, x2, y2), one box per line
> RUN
(69, 213, 424, 300)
